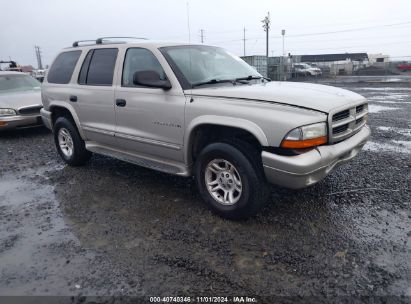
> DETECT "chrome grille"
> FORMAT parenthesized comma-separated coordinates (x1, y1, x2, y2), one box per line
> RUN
(332, 109, 349, 122)
(356, 104, 364, 113)
(329, 103, 368, 143)
(333, 124, 349, 134)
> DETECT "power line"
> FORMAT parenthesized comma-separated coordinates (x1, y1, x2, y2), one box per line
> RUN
(290, 40, 411, 53)
(206, 21, 411, 45)
(285, 21, 411, 38)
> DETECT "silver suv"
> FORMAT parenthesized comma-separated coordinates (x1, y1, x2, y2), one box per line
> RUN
(41, 38, 370, 219)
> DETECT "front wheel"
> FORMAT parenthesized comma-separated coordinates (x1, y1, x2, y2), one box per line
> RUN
(194, 142, 269, 220)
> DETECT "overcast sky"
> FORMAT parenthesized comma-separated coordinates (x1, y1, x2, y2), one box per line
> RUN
(1, 0, 410, 67)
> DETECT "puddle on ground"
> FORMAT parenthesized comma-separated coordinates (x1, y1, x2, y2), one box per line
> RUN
(0, 173, 92, 295)
(377, 126, 411, 137)
(367, 95, 408, 100)
(368, 105, 399, 113)
(371, 100, 410, 105)
(354, 87, 411, 91)
(363, 140, 411, 154)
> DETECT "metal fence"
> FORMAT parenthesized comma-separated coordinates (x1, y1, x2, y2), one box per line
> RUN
(241, 55, 411, 83)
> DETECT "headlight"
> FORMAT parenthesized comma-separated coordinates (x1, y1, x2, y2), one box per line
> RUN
(281, 122, 327, 148)
(0, 108, 17, 117)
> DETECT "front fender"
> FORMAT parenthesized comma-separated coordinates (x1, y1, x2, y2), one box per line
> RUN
(184, 115, 268, 163)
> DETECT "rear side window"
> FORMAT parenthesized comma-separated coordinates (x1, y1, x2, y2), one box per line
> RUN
(81, 48, 118, 86)
(47, 51, 81, 84)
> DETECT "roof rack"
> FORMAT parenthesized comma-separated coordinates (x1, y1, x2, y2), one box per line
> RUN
(95, 36, 148, 44)
(72, 40, 96, 47)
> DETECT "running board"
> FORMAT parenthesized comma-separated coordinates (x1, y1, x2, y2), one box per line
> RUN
(85, 142, 190, 176)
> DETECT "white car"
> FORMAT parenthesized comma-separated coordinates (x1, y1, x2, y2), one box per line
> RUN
(294, 63, 322, 76)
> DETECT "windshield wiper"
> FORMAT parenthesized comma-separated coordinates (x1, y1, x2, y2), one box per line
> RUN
(234, 75, 271, 83)
(191, 79, 234, 88)
(234, 75, 262, 81)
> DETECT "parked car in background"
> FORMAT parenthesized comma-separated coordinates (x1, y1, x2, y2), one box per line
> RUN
(292, 63, 310, 77)
(397, 63, 411, 72)
(294, 63, 322, 76)
(31, 69, 47, 82)
(0, 71, 43, 130)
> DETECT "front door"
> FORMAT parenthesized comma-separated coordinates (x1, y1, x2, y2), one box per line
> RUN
(114, 47, 186, 162)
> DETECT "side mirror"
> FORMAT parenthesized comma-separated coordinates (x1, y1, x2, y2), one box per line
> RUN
(133, 70, 171, 90)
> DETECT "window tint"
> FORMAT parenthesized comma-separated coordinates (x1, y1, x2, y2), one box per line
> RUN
(86, 48, 118, 86)
(78, 50, 93, 85)
(122, 48, 166, 87)
(47, 51, 81, 84)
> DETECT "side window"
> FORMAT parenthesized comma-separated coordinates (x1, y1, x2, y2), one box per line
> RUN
(84, 48, 118, 86)
(47, 51, 81, 84)
(122, 48, 166, 87)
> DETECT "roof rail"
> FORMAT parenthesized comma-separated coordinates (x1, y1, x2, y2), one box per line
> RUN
(95, 36, 148, 44)
(72, 40, 96, 47)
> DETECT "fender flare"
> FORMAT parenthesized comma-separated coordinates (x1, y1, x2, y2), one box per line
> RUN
(184, 115, 268, 163)
(48, 101, 87, 140)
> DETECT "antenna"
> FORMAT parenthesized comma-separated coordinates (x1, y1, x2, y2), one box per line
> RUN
(186, 3, 191, 44)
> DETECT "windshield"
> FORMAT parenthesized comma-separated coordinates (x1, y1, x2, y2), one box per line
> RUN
(0, 74, 41, 93)
(160, 45, 262, 88)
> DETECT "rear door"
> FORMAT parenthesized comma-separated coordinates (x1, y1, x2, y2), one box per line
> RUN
(72, 48, 119, 145)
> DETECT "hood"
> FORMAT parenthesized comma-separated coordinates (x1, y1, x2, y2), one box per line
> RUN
(0, 89, 42, 110)
(188, 81, 366, 113)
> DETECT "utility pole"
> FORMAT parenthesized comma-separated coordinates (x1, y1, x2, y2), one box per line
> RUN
(34, 45, 43, 70)
(243, 27, 246, 56)
(200, 29, 205, 44)
(261, 12, 270, 59)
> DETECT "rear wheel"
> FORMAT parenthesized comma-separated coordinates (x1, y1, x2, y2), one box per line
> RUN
(195, 142, 269, 220)
(53, 117, 91, 166)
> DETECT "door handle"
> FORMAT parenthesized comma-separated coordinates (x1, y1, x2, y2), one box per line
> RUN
(69, 95, 77, 102)
(116, 99, 126, 107)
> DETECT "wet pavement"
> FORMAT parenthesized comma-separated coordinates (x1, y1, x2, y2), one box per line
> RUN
(0, 82, 410, 302)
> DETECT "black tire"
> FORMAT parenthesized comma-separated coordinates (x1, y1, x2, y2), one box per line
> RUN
(194, 141, 269, 220)
(53, 116, 91, 166)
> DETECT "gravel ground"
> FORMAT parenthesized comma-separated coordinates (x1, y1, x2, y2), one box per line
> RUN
(0, 81, 410, 303)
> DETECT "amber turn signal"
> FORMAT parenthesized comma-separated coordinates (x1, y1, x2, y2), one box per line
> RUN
(281, 136, 327, 149)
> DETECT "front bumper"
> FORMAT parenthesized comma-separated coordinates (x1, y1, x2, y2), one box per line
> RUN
(0, 114, 43, 130)
(262, 125, 371, 189)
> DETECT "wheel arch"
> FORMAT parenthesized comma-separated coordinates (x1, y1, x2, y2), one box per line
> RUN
(185, 116, 268, 165)
(49, 102, 86, 140)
